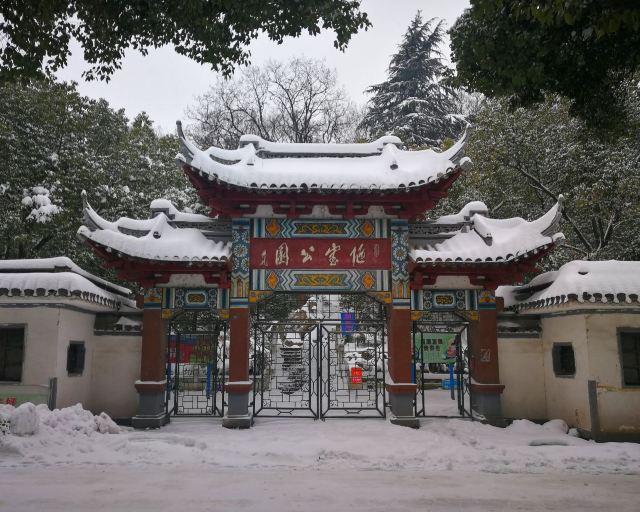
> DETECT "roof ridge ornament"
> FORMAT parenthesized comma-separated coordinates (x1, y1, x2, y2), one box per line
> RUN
(540, 195, 564, 237)
(176, 120, 195, 164)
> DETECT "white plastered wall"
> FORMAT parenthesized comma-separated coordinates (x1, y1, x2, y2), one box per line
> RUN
(497, 336, 547, 420)
(53, 308, 96, 408)
(0, 306, 60, 390)
(89, 334, 141, 419)
(540, 313, 591, 430)
(586, 312, 640, 435)
(1, 301, 143, 419)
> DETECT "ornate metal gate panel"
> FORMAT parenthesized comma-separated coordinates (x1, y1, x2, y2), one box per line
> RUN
(319, 322, 386, 418)
(166, 312, 227, 417)
(413, 313, 472, 418)
(251, 293, 388, 419)
(252, 321, 320, 418)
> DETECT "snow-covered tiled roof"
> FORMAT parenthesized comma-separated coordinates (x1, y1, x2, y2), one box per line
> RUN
(497, 260, 640, 310)
(77, 196, 231, 264)
(0, 258, 136, 310)
(176, 121, 471, 191)
(0, 257, 131, 297)
(411, 199, 564, 264)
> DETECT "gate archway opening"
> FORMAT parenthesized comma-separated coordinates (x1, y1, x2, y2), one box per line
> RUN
(250, 293, 387, 419)
(165, 309, 228, 417)
(412, 311, 473, 419)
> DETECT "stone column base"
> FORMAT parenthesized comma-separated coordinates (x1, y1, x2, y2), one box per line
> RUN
(132, 411, 170, 429)
(471, 383, 505, 426)
(387, 383, 419, 429)
(223, 385, 253, 429)
(222, 413, 253, 429)
(133, 381, 169, 429)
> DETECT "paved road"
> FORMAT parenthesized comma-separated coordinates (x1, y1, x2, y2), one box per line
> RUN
(0, 467, 637, 512)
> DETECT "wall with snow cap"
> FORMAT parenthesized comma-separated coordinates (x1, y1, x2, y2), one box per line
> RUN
(0, 304, 141, 419)
(585, 313, 640, 435)
(497, 305, 640, 436)
(498, 260, 640, 310)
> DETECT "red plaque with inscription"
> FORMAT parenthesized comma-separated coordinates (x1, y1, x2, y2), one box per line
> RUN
(250, 238, 391, 270)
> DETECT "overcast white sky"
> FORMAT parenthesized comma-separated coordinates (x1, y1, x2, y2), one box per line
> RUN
(55, 0, 470, 134)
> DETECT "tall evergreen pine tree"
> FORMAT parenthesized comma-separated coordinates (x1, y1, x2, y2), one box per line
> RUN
(360, 12, 464, 147)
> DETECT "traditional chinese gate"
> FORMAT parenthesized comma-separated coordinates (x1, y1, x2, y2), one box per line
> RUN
(166, 309, 227, 417)
(413, 312, 473, 418)
(251, 294, 386, 419)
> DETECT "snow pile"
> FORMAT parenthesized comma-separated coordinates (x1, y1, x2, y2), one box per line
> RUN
(0, 403, 120, 441)
(3, 414, 639, 476)
(506, 419, 572, 446)
(36, 404, 121, 435)
(8, 402, 40, 435)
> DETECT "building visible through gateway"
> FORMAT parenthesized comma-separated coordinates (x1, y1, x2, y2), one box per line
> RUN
(75, 123, 565, 429)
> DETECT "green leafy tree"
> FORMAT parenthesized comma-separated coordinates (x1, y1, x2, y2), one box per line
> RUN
(436, 79, 640, 267)
(450, 1, 640, 128)
(0, 80, 195, 275)
(360, 12, 464, 147)
(0, 1, 370, 82)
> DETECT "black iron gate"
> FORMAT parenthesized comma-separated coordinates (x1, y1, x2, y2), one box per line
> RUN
(320, 322, 386, 418)
(166, 311, 227, 416)
(251, 320, 319, 417)
(251, 319, 386, 419)
(413, 314, 473, 418)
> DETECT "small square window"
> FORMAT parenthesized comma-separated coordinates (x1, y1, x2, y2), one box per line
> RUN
(619, 332, 640, 386)
(552, 343, 575, 377)
(67, 342, 85, 376)
(0, 327, 24, 382)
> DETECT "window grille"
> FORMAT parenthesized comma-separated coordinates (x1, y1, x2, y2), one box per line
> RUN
(0, 328, 24, 382)
(67, 342, 86, 376)
(620, 332, 640, 386)
(552, 343, 575, 377)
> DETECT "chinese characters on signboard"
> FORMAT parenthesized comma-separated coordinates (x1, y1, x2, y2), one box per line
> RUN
(250, 238, 391, 270)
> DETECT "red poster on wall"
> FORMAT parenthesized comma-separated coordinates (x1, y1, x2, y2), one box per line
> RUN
(250, 238, 391, 270)
(351, 367, 363, 384)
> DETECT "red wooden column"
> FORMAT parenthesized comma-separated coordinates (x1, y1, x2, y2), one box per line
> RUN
(223, 218, 253, 428)
(386, 219, 419, 427)
(468, 290, 504, 424)
(132, 288, 170, 428)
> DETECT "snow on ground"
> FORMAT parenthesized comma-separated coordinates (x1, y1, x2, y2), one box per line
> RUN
(1, 403, 639, 511)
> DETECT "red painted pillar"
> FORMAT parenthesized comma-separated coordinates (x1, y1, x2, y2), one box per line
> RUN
(132, 288, 169, 428)
(223, 218, 253, 428)
(225, 307, 252, 405)
(469, 290, 504, 423)
(386, 219, 418, 427)
(139, 307, 166, 382)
